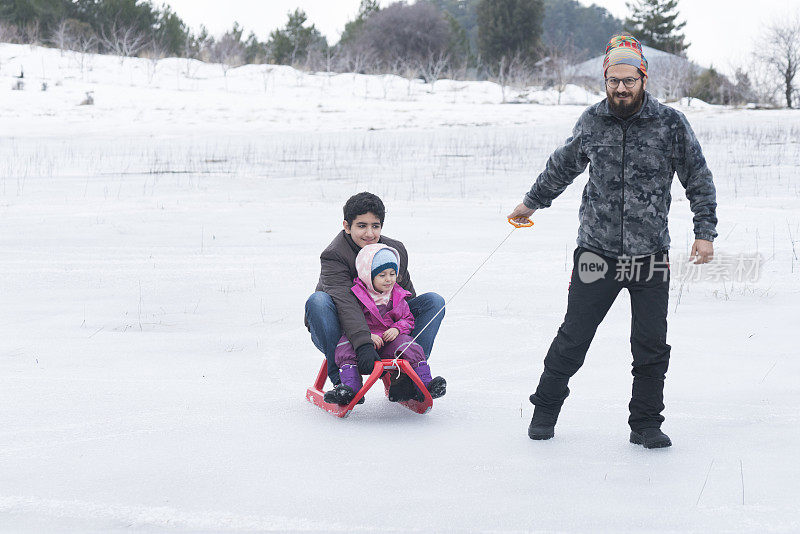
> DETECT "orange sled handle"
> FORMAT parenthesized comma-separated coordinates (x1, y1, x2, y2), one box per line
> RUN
(507, 216, 534, 228)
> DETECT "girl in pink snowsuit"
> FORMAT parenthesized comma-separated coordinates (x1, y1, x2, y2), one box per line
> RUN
(333, 243, 446, 403)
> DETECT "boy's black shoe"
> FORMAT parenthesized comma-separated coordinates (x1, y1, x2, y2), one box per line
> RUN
(323, 384, 356, 406)
(527, 402, 560, 440)
(387, 373, 417, 402)
(630, 428, 672, 449)
(427, 376, 447, 399)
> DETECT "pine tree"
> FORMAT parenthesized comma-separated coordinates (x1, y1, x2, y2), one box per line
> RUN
(477, 0, 545, 66)
(266, 9, 328, 66)
(430, 0, 480, 54)
(338, 0, 379, 46)
(244, 31, 266, 64)
(444, 11, 471, 68)
(625, 0, 688, 55)
(0, 0, 70, 30)
(543, 0, 623, 60)
(154, 5, 189, 57)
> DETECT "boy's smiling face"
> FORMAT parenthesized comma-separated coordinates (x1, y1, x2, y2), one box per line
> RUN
(372, 268, 397, 293)
(344, 212, 382, 248)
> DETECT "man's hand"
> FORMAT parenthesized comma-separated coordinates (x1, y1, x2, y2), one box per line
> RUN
(355, 343, 381, 374)
(690, 239, 714, 264)
(382, 327, 399, 342)
(371, 333, 384, 349)
(507, 203, 536, 224)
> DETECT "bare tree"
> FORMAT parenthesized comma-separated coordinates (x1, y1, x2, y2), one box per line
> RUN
(744, 57, 780, 107)
(0, 22, 22, 44)
(340, 46, 377, 76)
(397, 58, 421, 98)
(351, 2, 451, 75)
(145, 39, 167, 84)
(758, 14, 800, 108)
(182, 32, 203, 79)
(418, 51, 451, 88)
(47, 19, 98, 77)
(335, 47, 378, 97)
(211, 42, 244, 77)
(206, 33, 245, 88)
(538, 42, 582, 104)
(485, 53, 531, 103)
(508, 55, 537, 95)
(262, 65, 275, 94)
(100, 22, 148, 63)
(23, 20, 42, 45)
(50, 19, 96, 57)
(72, 30, 98, 79)
(497, 56, 511, 103)
(303, 43, 327, 72)
(0, 19, 41, 45)
(656, 54, 698, 102)
(321, 46, 339, 77)
(50, 19, 72, 55)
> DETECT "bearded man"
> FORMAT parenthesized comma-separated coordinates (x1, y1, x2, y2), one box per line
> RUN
(507, 34, 718, 448)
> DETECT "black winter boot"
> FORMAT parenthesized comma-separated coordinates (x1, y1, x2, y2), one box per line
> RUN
(630, 428, 672, 449)
(528, 395, 561, 440)
(427, 376, 447, 399)
(388, 373, 418, 402)
(323, 384, 356, 406)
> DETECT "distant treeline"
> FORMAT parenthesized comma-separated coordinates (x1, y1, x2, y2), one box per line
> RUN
(0, 0, 622, 67)
(0, 0, 188, 57)
(0, 0, 782, 106)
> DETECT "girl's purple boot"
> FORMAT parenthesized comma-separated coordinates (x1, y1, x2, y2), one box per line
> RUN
(339, 364, 363, 392)
(323, 364, 363, 406)
(412, 362, 447, 400)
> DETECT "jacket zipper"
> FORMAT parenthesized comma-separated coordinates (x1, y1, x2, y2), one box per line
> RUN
(620, 123, 628, 256)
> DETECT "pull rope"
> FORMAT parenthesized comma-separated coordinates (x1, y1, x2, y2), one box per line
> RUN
(390, 222, 526, 376)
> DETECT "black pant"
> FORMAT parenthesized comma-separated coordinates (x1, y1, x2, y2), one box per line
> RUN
(531, 247, 671, 431)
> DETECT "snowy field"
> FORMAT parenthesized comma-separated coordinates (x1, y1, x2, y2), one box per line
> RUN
(1, 44, 799, 532)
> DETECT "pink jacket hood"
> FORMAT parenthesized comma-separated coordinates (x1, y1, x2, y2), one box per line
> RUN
(355, 243, 401, 296)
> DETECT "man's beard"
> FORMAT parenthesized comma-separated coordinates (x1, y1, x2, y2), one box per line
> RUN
(607, 85, 645, 118)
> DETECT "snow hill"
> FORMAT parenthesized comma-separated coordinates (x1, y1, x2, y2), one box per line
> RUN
(1, 43, 799, 532)
(574, 44, 688, 76)
(1, 42, 604, 139)
(573, 44, 699, 101)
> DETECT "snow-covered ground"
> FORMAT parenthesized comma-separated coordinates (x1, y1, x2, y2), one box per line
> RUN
(1, 43, 799, 532)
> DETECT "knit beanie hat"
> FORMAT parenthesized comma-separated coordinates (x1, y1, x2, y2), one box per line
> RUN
(355, 244, 401, 305)
(603, 35, 648, 78)
(371, 248, 399, 279)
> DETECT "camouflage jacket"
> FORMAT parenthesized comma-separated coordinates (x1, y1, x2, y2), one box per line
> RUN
(523, 92, 718, 257)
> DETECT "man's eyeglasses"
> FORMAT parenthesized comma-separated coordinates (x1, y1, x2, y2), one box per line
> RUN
(605, 77, 641, 89)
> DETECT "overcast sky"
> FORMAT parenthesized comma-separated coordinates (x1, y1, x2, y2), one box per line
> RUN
(164, 0, 798, 74)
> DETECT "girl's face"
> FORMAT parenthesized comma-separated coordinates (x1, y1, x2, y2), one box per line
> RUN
(372, 268, 396, 293)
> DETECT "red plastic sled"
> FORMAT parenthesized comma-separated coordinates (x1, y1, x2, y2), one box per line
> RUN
(306, 359, 433, 418)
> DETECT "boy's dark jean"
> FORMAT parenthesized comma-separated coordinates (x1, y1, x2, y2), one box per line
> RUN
(530, 247, 671, 431)
(305, 291, 445, 384)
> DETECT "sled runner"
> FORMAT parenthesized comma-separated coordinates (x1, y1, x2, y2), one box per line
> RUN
(306, 359, 433, 418)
